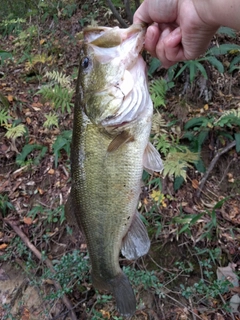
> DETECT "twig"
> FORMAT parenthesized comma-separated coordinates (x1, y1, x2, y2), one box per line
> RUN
(5, 219, 78, 320)
(105, 0, 128, 27)
(124, 0, 133, 24)
(196, 140, 236, 198)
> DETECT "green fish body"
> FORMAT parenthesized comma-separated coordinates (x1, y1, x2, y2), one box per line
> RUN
(66, 24, 163, 316)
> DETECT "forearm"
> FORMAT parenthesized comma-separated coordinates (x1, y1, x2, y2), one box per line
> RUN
(193, 0, 240, 30)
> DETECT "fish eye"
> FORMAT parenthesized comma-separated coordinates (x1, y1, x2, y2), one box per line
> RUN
(81, 57, 90, 69)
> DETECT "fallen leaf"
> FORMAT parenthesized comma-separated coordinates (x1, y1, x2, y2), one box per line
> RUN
(100, 310, 110, 319)
(204, 104, 209, 110)
(7, 95, 14, 102)
(217, 263, 238, 287)
(21, 307, 30, 320)
(23, 217, 33, 225)
(143, 197, 148, 205)
(39, 39, 45, 45)
(192, 179, 199, 189)
(48, 169, 55, 175)
(25, 117, 31, 125)
(229, 294, 240, 313)
(37, 188, 45, 195)
(0, 243, 8, 250)
(31, 102, 43, 108)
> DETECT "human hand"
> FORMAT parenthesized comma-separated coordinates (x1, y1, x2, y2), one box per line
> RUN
(133, 0, 219, 68)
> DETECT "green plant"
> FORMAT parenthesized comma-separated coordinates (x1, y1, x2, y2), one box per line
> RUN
(43, 250, 90, 299)
(38, 70, 73, 113)
(183, 109, 240, 166)
(217, 26, 236, 38)
(38, 84, 73, 113)
(16, 143, 47, 166)
(180, 247, 231, 307)
(52, 130, 72, 167)
(0, 109, 11, 126)
(5, 124, 26, 140)
(173, 43, 240, 83)
(149, 78, 167, 108)
(43, 112, 59, 128)
(0, 194, 15, 216)
(13, 25, 38, 48)
(28, 204, 65, 225)
(0, 17, 25, 35)
(0, 50, 13, 66)
(124, 266, 164, 298)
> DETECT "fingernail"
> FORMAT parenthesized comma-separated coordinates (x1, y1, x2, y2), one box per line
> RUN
(170, 27, 181, 39)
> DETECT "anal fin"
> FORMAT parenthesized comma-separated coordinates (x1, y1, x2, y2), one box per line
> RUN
(121, 211, 150, 260)
(143, 142, 163, 174)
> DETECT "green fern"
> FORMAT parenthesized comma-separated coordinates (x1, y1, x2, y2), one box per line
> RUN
(163, 149, 199, 180)
(149, 78, 167, 108)
(43, 112, 59, 128)
(155, 133, 172, 157)
(45, 70, 71, 88)
(215, 108, 240, 127)
(5, 124, 26, 139)
(37, 84, 73, 113)
(0, 109, 10, 126)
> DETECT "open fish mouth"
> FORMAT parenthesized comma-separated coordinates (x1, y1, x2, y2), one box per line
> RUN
(81, 24, 149, 127)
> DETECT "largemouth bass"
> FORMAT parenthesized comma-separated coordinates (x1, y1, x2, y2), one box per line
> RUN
(66, 24, 163, 316)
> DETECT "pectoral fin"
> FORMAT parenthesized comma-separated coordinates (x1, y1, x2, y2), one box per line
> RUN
(107, 131, 134, 152)
(143, 142, 163, 174)
(121, 211, 150, 260)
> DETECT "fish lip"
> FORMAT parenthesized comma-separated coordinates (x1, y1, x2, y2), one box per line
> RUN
(84, 24, 146, 49)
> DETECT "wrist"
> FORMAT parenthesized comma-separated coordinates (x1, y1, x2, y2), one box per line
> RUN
(192, 0, 220, 28)
(192, 0, 240, 30)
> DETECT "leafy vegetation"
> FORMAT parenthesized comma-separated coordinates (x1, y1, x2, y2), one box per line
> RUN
(0, 1, 240, 319)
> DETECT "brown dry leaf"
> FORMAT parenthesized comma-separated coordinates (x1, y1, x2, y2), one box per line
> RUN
(7, 95, 14, 102)
(143, 197, 148, 205)
(203, 104, 209, 110)
(37, 188, 45, 195)
(217, 263, 238, 287)
(192, 179, 199, 189)
(0, 243, 8, 250)
(100, 310, 110, 319)
(25, 117, 31, 125)
(23, 217, 33, 226)
(39, 39, 45, 45)
(48, 169, 55, 175)
(31, 102, 43, 109)
(43, 278, 55, 285)
(21, 307, 30, 320)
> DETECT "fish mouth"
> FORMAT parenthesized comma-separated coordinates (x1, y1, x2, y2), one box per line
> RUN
(82, 24, 146, 65)
(83, 24, 146, 49)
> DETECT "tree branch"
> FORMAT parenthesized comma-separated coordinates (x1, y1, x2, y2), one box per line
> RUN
(196, 140, 236, 198)
(106, 0, 128, 27)
(124, 0, 133, 24)
(5, 218, 78, 320)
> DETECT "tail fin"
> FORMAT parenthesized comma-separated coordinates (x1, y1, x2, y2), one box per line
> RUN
(110, 272, 136, 317)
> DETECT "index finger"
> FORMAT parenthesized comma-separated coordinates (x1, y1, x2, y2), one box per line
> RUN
(133, 1, 154, 25)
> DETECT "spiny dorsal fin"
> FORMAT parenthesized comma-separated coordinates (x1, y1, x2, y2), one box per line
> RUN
(107, 131, 134, 152)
